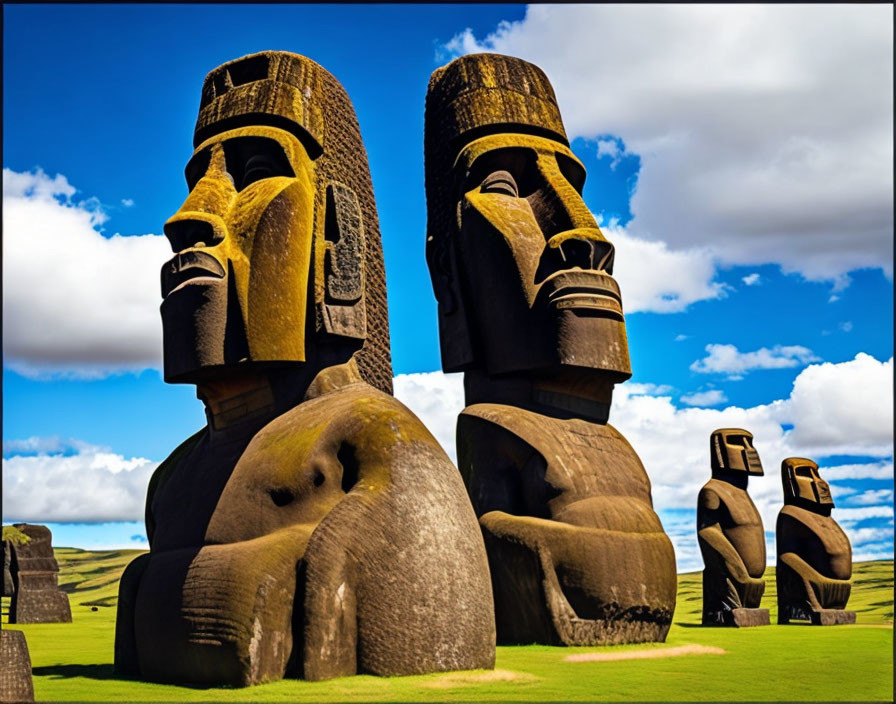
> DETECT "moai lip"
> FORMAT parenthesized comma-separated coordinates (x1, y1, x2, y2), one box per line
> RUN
(697, 429, 770, 627)
(424, 52, 677, 646)
(776, 458, 856, 625)
(115, 51, 495, 687)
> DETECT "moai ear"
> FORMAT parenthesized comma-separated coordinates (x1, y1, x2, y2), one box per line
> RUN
(321, 182, 366, 340)
(426, 232, 476, 372)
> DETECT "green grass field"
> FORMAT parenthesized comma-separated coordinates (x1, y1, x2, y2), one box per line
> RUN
(3, 549, 892, 702)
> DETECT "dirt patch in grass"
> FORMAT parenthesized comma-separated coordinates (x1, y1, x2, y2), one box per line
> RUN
(423, 669, 541, 688)
(565, 644, 726, 663)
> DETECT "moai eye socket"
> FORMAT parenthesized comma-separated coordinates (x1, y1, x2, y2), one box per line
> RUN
(223, 137, 295, 192)
(795, 466, 813, 477)
(555, 152, 586, 195)
(184, 149, 212, 192)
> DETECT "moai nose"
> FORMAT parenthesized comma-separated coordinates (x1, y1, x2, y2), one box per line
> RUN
(555, 236, 615, 272)
(163, 217, 224, 253)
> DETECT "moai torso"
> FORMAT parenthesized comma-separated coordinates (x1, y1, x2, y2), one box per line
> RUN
(114, 51, 494, 687)
(776, 458, 854, 624)
(697, 430, 769, 626)
(7, 524, 71, 625)
(425, 53, 677, 646)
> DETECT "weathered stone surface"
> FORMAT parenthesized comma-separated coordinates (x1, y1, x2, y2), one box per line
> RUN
(116, 51, 494, 687)
(776, 458, 854, 626)
(425, 53, 676, 646)
(697, 429, 768, 626)
(0, 630, 34, 703)
(7, 524, 71, 624)
(703, 607, 770, 627)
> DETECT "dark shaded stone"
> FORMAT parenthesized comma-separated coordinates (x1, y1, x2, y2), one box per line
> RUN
(7, 524, 71, 624)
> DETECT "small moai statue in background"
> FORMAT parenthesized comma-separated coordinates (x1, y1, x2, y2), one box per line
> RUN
(424, 53, 677, 646)
(776, 458, 855, 625)
(114, 51, 494, 687)
(7, 524, 72, 624)
(0, 630, 35, 704)
(697, 429, 770, 627)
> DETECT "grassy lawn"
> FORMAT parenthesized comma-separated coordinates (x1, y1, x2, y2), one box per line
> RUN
(3, 550, 892, 702)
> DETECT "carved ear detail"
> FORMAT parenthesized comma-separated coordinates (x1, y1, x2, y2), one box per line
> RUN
(322, 182, 367, 339)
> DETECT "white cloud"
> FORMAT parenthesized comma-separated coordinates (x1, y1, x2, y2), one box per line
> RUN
(839, 321, 853, 333)
(2, 168, 169, 379)
(690, 343, 820, 375)
(394, 354, 893, 569)
(674, 334, 689, 342)
(121, 198, 135, 207)
(444, 5, 893, 285)
(2, 442, 158, 522)
(680, 389, 727, 407)
(603, 223, 727, 313)
(627, 382, 674, 396)
(780, 354, 894, 457)
(742, 273, 761, 286)
(823, 461, 893, 481)
(844, 489, 894, 507)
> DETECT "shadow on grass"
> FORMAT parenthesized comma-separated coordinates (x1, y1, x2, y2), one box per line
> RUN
(32, 664, 117, 680)
(32, 664, 242, 691)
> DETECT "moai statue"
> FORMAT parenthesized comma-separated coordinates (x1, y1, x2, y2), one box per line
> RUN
(776, 458, 855, 625)
(7, 524, 72, 624)
(0, 630, 35, 704)
(424, 53, 677, 646)
(114, 51, 495, 687)
(697, 430, 770, 627)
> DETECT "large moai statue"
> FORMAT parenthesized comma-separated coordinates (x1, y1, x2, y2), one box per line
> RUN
(776, 458, 855, 625)
(697, 429, 770, 627)
(114, 51, 495, 687)
(424, 53, 677, 646)
(6, 524, 72, 624)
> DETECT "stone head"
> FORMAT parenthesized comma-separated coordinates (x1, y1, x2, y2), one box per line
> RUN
(424, 53, 631, 381)
(782, 457, 834, 511)
(161, 51, 392, 393)
(710, 428, 763, 479)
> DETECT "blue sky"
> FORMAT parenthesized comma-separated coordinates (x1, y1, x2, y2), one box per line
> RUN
(3, 5, 893, 570)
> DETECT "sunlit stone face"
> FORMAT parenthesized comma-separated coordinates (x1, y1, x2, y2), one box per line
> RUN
(160, 125, 317, 382)
(711, 429, 764, 476)
(782, 458, 834, 507)
(452, 133, 631, 380)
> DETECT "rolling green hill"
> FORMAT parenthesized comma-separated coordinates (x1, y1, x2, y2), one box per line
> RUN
(2, 549, 892, 702)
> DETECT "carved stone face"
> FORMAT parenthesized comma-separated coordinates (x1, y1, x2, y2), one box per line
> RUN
(782, 458, 834, 508)
(160, 125, 317, 382)
(710, 428, 763, 476)
(451, 132, 631, 379)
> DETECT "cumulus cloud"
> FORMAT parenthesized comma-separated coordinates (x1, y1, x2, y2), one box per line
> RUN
(844, 489, 894, 507)
(680, 389, 727, 407)
(691, 343, 820, 375)
(444, 5, 893, 285)
(394, 354, 893, 569)
(2, 441, 158, 522)
(602, 222, 727, 313)
(742, 273, 761, 286)
(2, 168, 169, 379)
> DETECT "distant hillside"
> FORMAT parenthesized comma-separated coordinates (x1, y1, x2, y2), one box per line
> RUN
(3, 547, 891, 626)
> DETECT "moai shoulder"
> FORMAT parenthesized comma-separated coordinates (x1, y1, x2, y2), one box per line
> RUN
(114, 51, 495, 687)
(424, 52, 677, 646)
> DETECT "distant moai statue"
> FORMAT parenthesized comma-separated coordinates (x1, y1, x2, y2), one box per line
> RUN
(424, 53, 677, 646)
(7, 524, 72, 624)
(114, 51, 494, 687)
(697, 429, 770, 627)
(0, 630, 35, 703)
(776, 458, 855, 625)
(2, 541, 14, 597)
